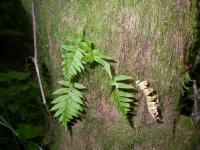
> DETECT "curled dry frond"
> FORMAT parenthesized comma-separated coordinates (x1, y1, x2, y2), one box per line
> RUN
(135, 80, 163, 123)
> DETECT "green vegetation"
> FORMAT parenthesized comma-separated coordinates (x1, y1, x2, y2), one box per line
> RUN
(21, 0, 199, 149)
(0, 1, 47, 149)
(51, 30, 135, 129)
(51, 80, 86, 129)
(0, 71, 46, 149)
(108, 75, 134, 119)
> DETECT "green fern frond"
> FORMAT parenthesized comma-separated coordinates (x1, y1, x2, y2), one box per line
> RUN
(62, 29, 114, 80)
(110, 89, 133, 118)
(61, 30, 95, 79)
(62, 46, 86, 79)
(53, 29, 135, 129)
(108, 75, 134, 119)
(51, 81, 86, 129)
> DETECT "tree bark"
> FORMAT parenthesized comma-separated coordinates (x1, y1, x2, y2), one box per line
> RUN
(22, 0, 199, 149)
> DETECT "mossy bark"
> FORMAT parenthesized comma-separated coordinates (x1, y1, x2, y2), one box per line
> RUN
(22, 0, 199, 149)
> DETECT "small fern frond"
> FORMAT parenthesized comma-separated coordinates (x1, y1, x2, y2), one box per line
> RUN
(108, 75, 134, 119)
(61, 30, 95, 79)
(51, 81, 86, 129)
(62, 29, 114, 80)
(110, 89, 133, 118)
(62, 46, 86, 80)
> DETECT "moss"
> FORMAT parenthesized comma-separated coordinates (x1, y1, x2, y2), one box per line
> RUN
(173, 116, 200, 150)
(80, 111, 135, 150)
(49, 127, 63, 150)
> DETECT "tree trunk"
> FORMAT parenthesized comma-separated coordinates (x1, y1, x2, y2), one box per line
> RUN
(22, 0, 199, 149)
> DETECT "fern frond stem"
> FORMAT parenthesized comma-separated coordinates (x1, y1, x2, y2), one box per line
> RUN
(31, 2, 46, 105)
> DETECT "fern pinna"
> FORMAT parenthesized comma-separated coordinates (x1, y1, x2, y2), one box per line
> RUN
(51, 29, 135, 129)
(61, 45, 85, 80)
(51, 81, 86, 128)
(108, 75, 135, 119)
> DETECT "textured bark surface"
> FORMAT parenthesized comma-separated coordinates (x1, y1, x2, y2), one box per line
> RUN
(22, 0, 199, 149)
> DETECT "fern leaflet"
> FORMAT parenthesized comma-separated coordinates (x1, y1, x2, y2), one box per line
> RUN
(62, 46, 86, 80)
(93, 50, 113, 78)
(109, 75, 134, 119)
(51, 80, 86, 129)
